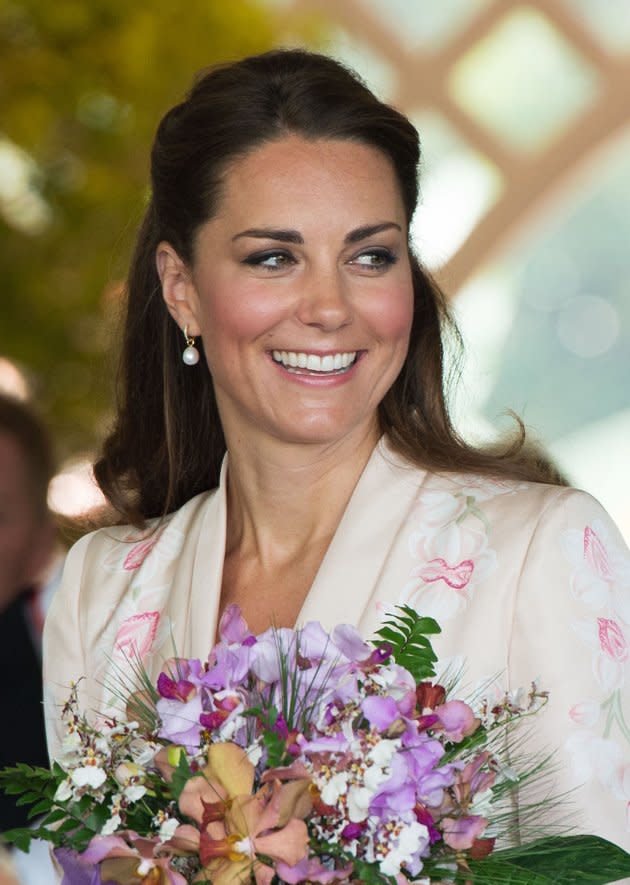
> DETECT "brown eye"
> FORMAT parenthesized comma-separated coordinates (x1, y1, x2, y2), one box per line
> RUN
(351, 248, 397, 269)
(243, 250, 296, 270)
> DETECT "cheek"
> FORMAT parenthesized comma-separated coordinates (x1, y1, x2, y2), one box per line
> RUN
(365, 282, 414, 346)
(200, 284, 287, 354)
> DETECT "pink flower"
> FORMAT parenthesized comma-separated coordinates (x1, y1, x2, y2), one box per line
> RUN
(598, 618, 628, 663)
(568, 701, 600, 728)
(276, 856, 353, 883)
(123, 536, 160, 570)
(411, 558, 474, 592)
(80, 832, 187, 884)
(113, 611, 160, 660)
(441, 814, 488, 850)
(176, 743, 311, 885)
(434, 700, 480, 742)
(584, 527, 612, 581)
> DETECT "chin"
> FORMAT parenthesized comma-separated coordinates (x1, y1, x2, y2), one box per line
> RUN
(269, 412, 377, 448)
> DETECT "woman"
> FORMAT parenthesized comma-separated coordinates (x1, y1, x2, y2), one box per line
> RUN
(44, 49, 630, 850)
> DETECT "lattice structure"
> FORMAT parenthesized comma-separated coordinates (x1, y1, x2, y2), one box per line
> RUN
(291, 0, 630, 295)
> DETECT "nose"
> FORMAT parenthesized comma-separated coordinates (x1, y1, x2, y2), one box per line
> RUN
(295, 266, 353, 332)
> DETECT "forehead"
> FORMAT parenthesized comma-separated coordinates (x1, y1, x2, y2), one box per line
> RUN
(212, 136, 406, 228)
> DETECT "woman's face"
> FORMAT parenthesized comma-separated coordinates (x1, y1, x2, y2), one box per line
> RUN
(159, 136, 414, 451)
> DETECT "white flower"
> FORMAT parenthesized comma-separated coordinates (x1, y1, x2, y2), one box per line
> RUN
(398, 820, 428, 856)
(58, 731, 82, 767)
(363, 764, 389, 792)
(71, 766, 107, 790)
(320, 772, 348, 806)
(61, 731, 82, 753)
(158, 816, 180, 842)
(346, 785, 371, 822)
(114, 762, 140, 786)
(101, 813, 122, 835)
(54, 779, 73, 802)
(124, 784, 147, 802)
(94, 736, 111, 756)
(245, 742, 262, 767)
(379, 850, 403, 877)
(129, 738, 159, 766)
(379, 821, 429, 877)
(367, 739, 398, 767)
(218, 714, 245, 741)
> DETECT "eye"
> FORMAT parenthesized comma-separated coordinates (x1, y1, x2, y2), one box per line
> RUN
(242, 250, 296, 270)
(350, 248, 398, 270)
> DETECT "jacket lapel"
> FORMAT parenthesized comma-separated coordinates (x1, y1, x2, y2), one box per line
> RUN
(298, 438, 426, 635)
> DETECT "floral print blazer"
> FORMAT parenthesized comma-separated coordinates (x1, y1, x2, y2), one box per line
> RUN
(44, 438, 630, 853)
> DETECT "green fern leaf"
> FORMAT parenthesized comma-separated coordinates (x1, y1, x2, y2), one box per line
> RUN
(371, 605, 441, 682)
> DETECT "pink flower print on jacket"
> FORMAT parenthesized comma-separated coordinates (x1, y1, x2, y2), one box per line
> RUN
(123, 537, 160, 570)
(113, 611, 160, 662)
(599, 618, 629, 664)
(402, 517, 497, 622)
(100, 521, 185, 590)
(563, 520, 630, 622)
(412, 558, 474, 591)
(572, 617, 628, 695)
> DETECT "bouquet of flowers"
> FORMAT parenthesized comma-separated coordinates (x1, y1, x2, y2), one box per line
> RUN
(2, 605, 630, 884)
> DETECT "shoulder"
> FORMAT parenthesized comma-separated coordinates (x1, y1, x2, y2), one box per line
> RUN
(422, 470, 607, 529)
(54, 488, 218, 606)
(77, 489, 215, 562)
(401, 459, 628, 565)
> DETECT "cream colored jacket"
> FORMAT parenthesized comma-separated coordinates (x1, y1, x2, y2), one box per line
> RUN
(44, 438, 630, 852)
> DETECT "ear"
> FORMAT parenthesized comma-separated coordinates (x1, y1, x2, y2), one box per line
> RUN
(156, 242, 202, 336)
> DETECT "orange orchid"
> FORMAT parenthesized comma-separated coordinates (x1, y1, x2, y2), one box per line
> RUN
(173, 742, 312, 885)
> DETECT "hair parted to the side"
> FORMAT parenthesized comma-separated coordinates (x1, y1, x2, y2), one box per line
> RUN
(95, 48, 554, 526)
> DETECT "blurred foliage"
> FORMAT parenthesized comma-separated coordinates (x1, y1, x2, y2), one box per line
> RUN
(0, 0, 322, 457)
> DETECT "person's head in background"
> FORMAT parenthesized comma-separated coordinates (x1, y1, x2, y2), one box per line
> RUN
(0, 393, 56, 613)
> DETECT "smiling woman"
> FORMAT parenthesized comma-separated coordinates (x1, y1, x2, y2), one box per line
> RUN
(43, 49, 630, 856)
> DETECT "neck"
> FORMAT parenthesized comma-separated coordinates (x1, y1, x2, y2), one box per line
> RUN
(224, 425, 381, 565)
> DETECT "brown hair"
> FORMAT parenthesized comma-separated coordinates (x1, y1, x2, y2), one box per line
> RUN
(95, 48, 553, 525)
(0, 393, 55, 519)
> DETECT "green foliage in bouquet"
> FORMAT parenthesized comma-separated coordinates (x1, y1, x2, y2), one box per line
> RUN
(0, 761, 105, 853)
(372, 604, 441, 681)
(462, 834, 630, 884)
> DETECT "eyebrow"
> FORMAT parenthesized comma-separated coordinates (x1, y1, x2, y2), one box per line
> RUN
(232, 221, 402, 245)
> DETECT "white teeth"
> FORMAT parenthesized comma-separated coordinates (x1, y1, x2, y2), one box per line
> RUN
(306, 354, 320, 371)
(321, 355, 334, 372)
(271, 350, 357, 373)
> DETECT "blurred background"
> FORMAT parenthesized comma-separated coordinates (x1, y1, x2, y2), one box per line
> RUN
(1, 0, 629, 540)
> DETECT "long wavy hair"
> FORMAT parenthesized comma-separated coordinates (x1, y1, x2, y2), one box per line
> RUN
(95, 49, 557, 525)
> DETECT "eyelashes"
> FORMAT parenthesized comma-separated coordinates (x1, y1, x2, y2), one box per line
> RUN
(350, 248, 398, 269)
(241, 247, 398, 272)
(242, 250, 296, 270)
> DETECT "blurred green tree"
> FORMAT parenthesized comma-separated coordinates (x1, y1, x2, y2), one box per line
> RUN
(0, 0, 321, 456)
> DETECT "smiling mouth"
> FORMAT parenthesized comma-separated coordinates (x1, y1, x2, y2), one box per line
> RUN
(271, 350, 358, 374)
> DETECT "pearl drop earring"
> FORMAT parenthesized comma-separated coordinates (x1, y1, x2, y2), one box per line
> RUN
(182, 326, 200, 366)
